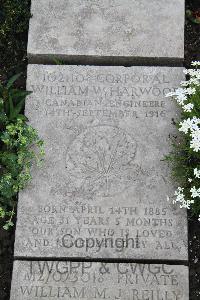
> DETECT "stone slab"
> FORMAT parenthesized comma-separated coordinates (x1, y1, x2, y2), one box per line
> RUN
(27, 0, 185, 64)
(14, 65, 188, 260)
(10, 261, 189, 300)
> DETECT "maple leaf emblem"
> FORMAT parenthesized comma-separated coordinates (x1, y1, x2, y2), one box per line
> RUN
(66, 125, 139, 198)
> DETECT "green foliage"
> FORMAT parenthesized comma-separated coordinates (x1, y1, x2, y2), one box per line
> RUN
(0, 73, 31, 124)
(52, 56, 64, 65)
(186, 9, 200, 24)
(0, 0, 31, 76)
(0, 74, 44, 229)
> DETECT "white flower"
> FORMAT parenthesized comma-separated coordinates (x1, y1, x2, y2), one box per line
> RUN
(179, 120, 190, 134)
(179, 118, 196, 134)
(191, 61, 200, 67)
(190, 78, 200, 86)
(187, 69, 200, 79)
(171, 187, 195, 209)
(167, 63, 200, 214)
(165, 91, 176, 97)
(183, 69, 189, 75)
(194, 168, 200, 178)
(180, 199, 194, 209)
(180, 80, 189, 87)
(198, 215, 200, 222)
(179, 201, 187, 209)
(183, 103, 194, 112)
(174, 187, 184, 198)
(165, 88, 187, 105)
(183, 76, 200, 87)
(174, 187, 185, 202)
(190, 128, 200, 152)
(191, 117, 200, 131)
(177, 95, 188, 105)
(179, 117, 200, 134)
(185, 87, 196, 95)
(190, 186, 200, 198)
(190, 139, 200, 152)
(165, 86, 196, 106)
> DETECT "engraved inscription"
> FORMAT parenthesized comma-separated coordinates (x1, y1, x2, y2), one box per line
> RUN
(28, 71, 176, 119)
(10, 261, 189, 300)
(14, 65, 187, 260)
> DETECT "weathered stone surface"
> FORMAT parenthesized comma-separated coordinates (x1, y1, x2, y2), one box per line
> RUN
(27, 0, 185, 64)
(14, 64, 188, 260)
(10, 261, 189, 300)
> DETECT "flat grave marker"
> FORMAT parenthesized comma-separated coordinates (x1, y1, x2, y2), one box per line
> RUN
(27, 0, 185, 64)
(14, 65, 188, 260)
(10, 261, 189, 300)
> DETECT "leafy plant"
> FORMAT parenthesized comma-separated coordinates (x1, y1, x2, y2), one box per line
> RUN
(186, 9, 200, 25)
(165, 62, 200, 220)
(52, 56, 64, 65)
(0, 74, 44, 230)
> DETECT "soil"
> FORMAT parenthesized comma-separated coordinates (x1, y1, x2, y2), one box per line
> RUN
(0, 221, 15, 300)
(189, 216, 200, 299)
(185, 0, 200, 68)
(0, 0, 200, 299)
